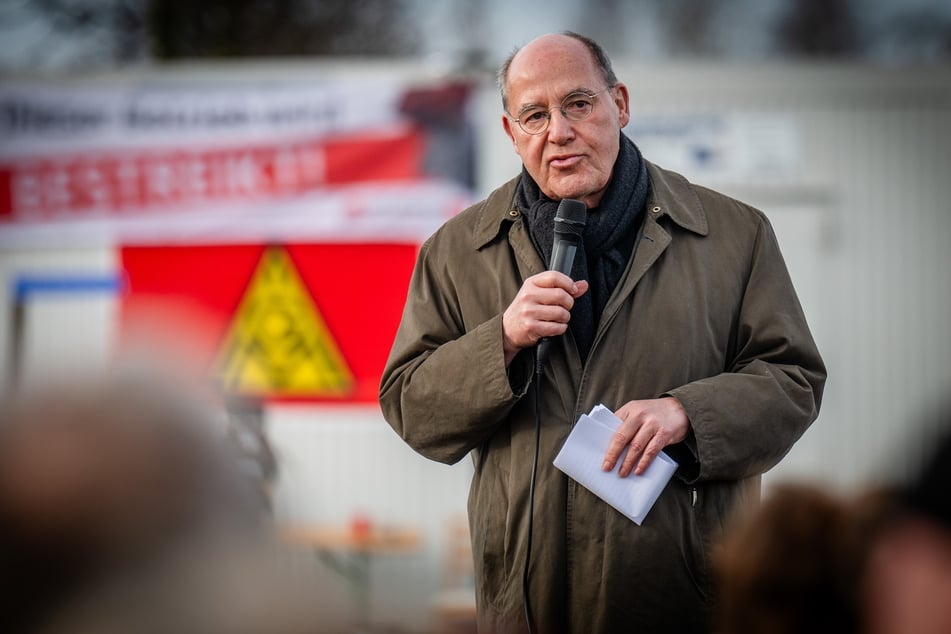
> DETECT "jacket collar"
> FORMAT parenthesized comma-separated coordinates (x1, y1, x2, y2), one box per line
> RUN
(471, 160, 709, 250)
(473, 175, 521, 250)
(644, 160, 709, 236)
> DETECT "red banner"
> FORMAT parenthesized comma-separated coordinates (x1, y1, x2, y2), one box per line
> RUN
(1, 129, 423, 220)
(118, 242, 417, 403)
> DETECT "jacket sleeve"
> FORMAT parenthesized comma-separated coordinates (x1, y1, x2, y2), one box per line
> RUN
(667, 215, 826, 483)
(378, 236, 532, 465)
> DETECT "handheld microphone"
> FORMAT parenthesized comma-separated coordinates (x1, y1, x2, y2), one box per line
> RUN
(537, 198, 587, 370)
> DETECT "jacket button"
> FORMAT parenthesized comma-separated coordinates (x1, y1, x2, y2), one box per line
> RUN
(509, 210, 519, 217)
(651, 206, 661, 214)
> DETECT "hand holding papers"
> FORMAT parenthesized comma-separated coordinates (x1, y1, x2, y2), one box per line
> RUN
(553, 404, 678, 525)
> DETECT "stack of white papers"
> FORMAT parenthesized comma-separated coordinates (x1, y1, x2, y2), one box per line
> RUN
(553, 404, 678, 525)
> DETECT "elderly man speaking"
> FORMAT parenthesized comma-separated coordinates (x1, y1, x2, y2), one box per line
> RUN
(380, 31, 825, 634)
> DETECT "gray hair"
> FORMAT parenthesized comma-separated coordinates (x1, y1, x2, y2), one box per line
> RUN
(497, 31, 619, 113)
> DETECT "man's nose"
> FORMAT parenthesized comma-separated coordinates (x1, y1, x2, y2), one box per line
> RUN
(547, 109, 575, 142)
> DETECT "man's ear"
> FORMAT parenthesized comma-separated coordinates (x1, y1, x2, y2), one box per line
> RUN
(502, 115, 520, 153)
(613, 83, 631, 128)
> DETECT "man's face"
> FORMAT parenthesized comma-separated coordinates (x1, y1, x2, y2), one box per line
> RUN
(502, 35, 630, 208)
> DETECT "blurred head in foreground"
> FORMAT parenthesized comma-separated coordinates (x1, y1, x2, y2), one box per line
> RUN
(714, 399, 951, 634)
(0, 369, 327, 634)
(712, 482, 871, 634)
(861, 408, 951, 634)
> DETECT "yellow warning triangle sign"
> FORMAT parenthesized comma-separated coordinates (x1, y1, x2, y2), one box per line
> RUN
(213, 246, 354, 398)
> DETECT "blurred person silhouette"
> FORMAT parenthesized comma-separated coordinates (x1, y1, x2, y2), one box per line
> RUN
(380, 31, 825, 633)
(713, 483, 873, 634)
(0, 368, 332, 634)
(714, 400, 951, 634)
(861, 404, 951, 634)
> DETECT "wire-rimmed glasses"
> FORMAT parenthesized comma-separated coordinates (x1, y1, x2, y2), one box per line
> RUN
(508, 86, 614, 135)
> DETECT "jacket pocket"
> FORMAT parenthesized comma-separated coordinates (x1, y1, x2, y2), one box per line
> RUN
(686, 484, 713, 604)
(468, 442, 515, 613)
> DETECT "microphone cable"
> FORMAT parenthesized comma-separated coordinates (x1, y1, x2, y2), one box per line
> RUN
(522, 346, 545, 634)
(522, 198, 585, 633)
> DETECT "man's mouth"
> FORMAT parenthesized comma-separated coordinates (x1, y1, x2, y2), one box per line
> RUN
(549, 154, 583, 169)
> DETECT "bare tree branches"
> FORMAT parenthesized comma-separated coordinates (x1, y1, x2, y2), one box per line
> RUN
(147, 0, 418, 59)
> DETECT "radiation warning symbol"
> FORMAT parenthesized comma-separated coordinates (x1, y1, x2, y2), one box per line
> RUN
(213, 246, 354, 397)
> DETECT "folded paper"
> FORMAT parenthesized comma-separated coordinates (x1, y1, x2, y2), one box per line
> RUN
(553, 404, 678, 525)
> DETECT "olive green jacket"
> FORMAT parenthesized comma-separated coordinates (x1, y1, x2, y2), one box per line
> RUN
(380, 161, 826, 633)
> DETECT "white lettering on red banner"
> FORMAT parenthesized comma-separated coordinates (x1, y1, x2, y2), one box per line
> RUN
(0, 130, 422, 220)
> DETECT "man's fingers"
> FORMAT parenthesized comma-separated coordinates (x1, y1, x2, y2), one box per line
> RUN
(534, 270, 578, 292)
(614, 432, 665, 477)
(617, 426, 654, 477)
(600, 397, 690, 476)
(633, 438, 665, 476)
(601, 430, 631, 472)
(604, 418, 665, 477)
(521, 281, 579, 313)
(503, 276, 582, 351)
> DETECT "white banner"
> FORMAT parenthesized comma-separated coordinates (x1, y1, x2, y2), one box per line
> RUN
(0, 75, 477, 245)
(0, 80, 410, 157)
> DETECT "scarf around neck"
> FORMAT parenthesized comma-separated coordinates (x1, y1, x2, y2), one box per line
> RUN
(516, 133, 650, 361)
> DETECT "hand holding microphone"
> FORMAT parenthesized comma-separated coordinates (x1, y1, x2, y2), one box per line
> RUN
(501, 199, 588, 368)
(537, 199, 587, 369)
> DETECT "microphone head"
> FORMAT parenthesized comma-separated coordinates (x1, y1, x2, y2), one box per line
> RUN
(554, 198, 587, 225)
(553, 199, 587, 241)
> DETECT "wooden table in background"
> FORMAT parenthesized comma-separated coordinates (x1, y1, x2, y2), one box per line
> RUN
(280, 523, 422, 631)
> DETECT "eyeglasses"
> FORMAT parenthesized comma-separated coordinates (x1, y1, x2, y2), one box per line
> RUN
(508, 86, 614, 135)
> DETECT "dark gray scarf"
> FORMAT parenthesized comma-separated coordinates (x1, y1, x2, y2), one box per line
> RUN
(516, 133, 649, 361)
